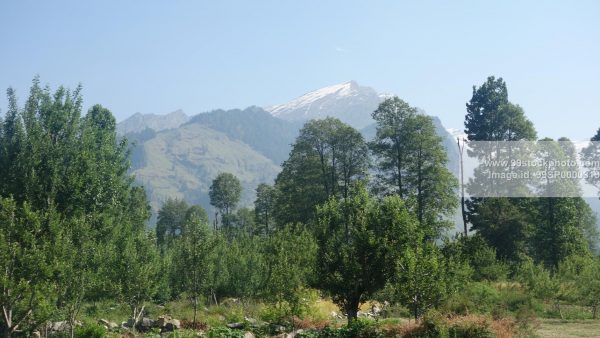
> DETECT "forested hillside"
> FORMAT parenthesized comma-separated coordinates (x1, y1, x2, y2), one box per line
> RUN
(120, 82, 459, 224)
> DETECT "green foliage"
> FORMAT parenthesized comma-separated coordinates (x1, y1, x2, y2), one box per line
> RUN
(581, 127, 600, 198)
(274, 117, 368, 225)
(396, 243, 442, 319)
(209, 232, 267, 301)
(371, 97, 458, 238)
(206, 326, 245, 338)
(0, 79, 153, 337)
(74, 323, 106, 338)
(531, 139, 594, 268)
(464, 76, 538, 265)
(464, 76, 536, 142)
(254, 183, 276, 235)
(210, 172, 243, 227)
(467, 197, 534, 262)
(445, 282, 500, 315)
(315, 186, 415, 323)
(0, 198, 57, 335)
(262, 224, 317, 321)
(129, 122, 281, 220)
(156, 198, 189, 249)
(171, 205, 214, 322)
(443, 235, 509, 282)
(113, 230, 160, 324)
(186, 106, 303, 165)
(421, 310, 498, 338)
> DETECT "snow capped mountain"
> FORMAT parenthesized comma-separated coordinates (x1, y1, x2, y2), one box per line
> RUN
(265, 80, 383, 129)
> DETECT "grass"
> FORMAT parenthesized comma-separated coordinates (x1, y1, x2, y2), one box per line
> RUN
(535, 318, 600, 337)
(77, 299, 600, 338)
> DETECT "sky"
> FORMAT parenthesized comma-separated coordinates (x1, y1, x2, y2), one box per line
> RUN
(1, 0, 598, 140)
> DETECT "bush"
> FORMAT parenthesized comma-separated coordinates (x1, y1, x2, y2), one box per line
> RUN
(206, 326, 245, 338)
(297, 319, 385, 338)
(447, 316, 496, 338)
(74, 323, 106, 338)
(445, 282, 500, 315)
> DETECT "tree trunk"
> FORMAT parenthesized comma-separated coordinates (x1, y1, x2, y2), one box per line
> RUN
(458, 137, 468, 236)
(345, 297, 360, 325)
(193, 297, 198, 324)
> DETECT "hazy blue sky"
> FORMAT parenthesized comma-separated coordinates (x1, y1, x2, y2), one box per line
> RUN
(1, 1, 598, 139)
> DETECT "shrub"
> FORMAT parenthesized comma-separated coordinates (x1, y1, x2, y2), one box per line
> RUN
(206, 326, 245, 338)
(297, 319, 385, 338)
(447, 315, 496, 338)
(74, 323, 106, 338)
(445, 282, 500, 315)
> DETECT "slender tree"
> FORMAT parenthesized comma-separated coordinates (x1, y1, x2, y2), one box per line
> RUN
(371, 98, 457, 238)
(464, 77, 537, 262)
(172, 206, 213, 324)
(254, 183, 276, 236)
(156, 198, 189, 250)
(209, 173, 242, 229)
(274, 118, 368, 225)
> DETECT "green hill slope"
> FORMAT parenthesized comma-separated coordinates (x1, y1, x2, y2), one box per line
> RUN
(187, 106, 302, 165)
(130, 123, 280, 219)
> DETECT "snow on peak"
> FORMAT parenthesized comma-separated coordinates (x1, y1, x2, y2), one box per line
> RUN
(266, 81, 361, 117)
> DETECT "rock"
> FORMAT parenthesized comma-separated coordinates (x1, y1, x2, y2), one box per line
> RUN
(285, 329, 304, 337)
(273, 324, 286, 333)
(167, 318, 181, 330)
(155, 315, 171, 328)
(136, 317, 154, 331)
(126, 318, 136, 328)
(243, 332, 255, 338)
(157, 316, 181, 332)
(49, 321, 69, 332)
(244, 317, 258, 327)
(226, 322, 244, 329)
(32, 331, 41, 338)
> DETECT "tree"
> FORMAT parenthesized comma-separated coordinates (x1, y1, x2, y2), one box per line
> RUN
(465, 77, 536, 142)
(172, 205, 213, 324)
(581, 128, 600, 199)
(531, 139, 593, 268)
(577, 258, 600, 319)
(370, 97, 418, 198)
(0, 79, 152, 336)
(0, 198, 57, 338)
(315, 186, 415, 323)
(262, 224, 317, 323)
(395, 241, 446, 320)
(209, 173, 242, 229)
(254, 183, 276, 236)
(442, 234, 509, 282)
(516, 257, 563, 316)
(113, 230, 159, 330)
(274, 118, 368, 225)
(371, 98, 457, 238)
(156, 198, 189, 250)
(208, 232, 266, 303)
(463, 77, 537, 262)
